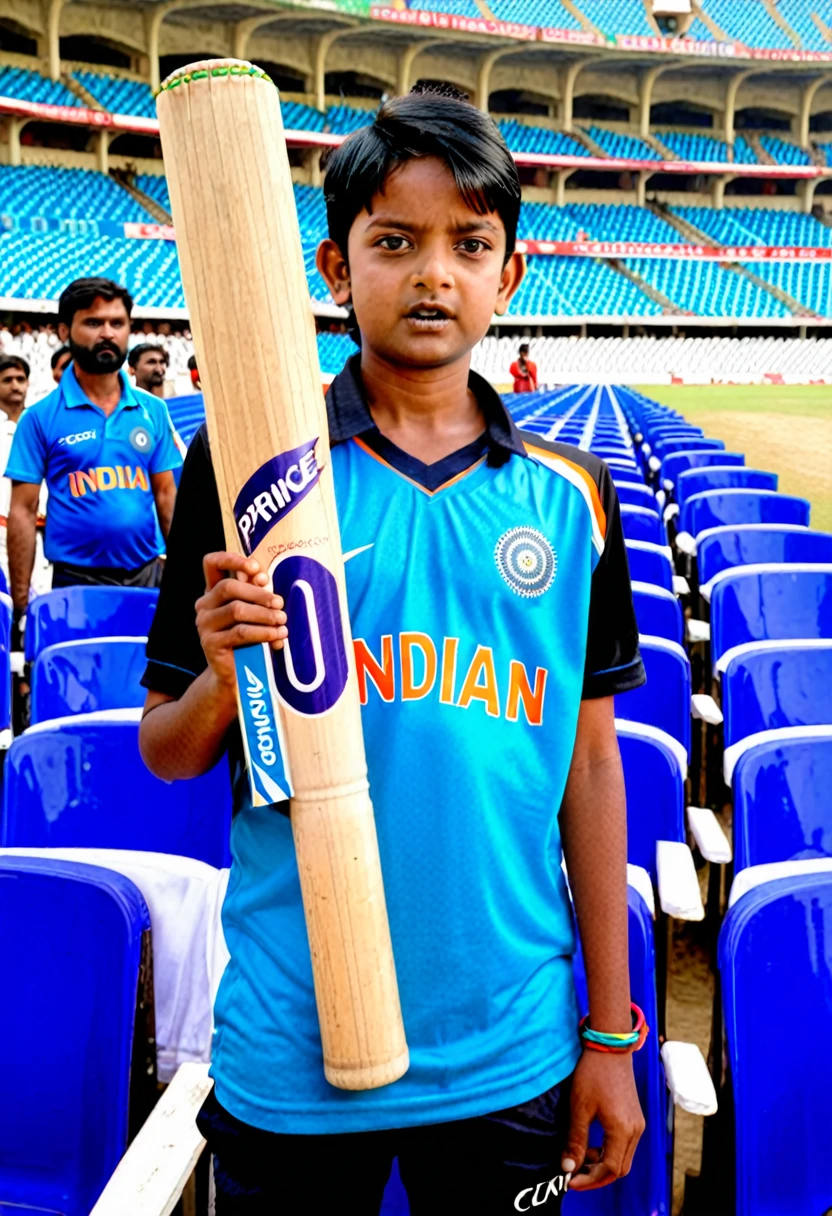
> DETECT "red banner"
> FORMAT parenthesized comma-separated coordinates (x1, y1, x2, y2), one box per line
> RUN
(124, 222, 176, 240)
(0, 95, 159, 135)
(617, 33, 832, 62)
(538, 26, 603, 45)
(515, 239, 832, 261)
(369, 5, 536, 39)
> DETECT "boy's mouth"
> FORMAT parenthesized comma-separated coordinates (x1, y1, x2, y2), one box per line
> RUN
(406, 302, 453, 331)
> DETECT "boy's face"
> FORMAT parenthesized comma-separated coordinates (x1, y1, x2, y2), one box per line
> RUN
(317, 157, 523, 369)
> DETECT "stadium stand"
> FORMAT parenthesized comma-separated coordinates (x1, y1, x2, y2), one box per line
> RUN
(628, 259, 792, 319)
(0, 63, 80, 107)
(0, 163, 153, 224)
(583, 126, 662, 161)
(658, 131, 758, 164)
(282, 99, 328, 131)
(487, 0, 582, 26)
(745, 261, 832, 315)
(673, 205, 832, 248)
(777, 0, 832, 50)
(406, 0, 483, 14)
(509, 255, 662, 318)
(497, 120, 590, 157)
(135, 173, 171, 212)
(325, 103, 375, 134)
(71, 69, 155, 118)
(758, 133, 812, 166)
(573, 0, 655, 35)
(697, 0, 795, 48)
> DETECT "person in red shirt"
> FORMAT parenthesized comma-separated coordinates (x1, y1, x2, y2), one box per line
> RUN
(510, 342, 538, 393)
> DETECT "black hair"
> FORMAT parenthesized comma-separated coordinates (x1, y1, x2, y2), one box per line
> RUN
(323, 84, 521, 263)
(58, 277, 133, 329)
(50, 345, 71, 370)
(128, 342, 169, 369)
(519, 343, 530, 353)
(0, 355, 29, 379)
(187, 354, 198, 371)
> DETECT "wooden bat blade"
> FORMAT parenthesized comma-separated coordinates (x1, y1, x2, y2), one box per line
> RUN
(157, 59, 408, 1091)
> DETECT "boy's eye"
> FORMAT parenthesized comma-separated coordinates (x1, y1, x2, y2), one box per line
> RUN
(376, 235, 411, 251)
(457, 238, 489, 255)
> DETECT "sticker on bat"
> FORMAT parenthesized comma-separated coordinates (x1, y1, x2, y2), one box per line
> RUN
(233, 439, 320, 555)
(235, 645, 293, 806)
(270, 554, 349, 716)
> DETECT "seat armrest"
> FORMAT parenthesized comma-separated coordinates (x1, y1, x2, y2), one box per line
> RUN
(675, 531, 696, 556)
(90, 1063, 213, 1216)
(691, 693, 722, 725)
(686, 619, 710, 645)
(673, 575, 690, 597)
(661, 1041, 718, 1116)
(687, 806, 732, 863)
(656, 841, 705, 921)
(10, 651, 24, 676)
(648, 455, 661, 473)
(663, 503, 680, 522)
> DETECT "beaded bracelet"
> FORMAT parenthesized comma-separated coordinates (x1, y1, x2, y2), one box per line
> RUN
(579, 1003, 648, 1054)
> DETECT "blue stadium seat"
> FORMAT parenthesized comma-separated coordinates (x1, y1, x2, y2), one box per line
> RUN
(618, 721, 685, 881)
(673, 204, 832, 250)
(719, 866, 832, 1216)
(732, 733, 832, 873)
(2, 711, 232, 868)
(675, 467, 778, 515)
(620, 505, 666, 546)
(609, 466, 648, 485)
(721, 642, 832, 751)
(135, 173, 171, 212)
(0, 163, 154, 223)
(710, 567, 832, 674)
(0, 593, 12, 745)
(698, 526, 832, 602)
(682, 490, 811, 543)
(25, 587, 159, 662)
(632, 583, 684, 646)
(72, 70, 155, 118)
(30, 637, 149, 724)
(626, 540, 674, 592)
(0, 64, 81, 108)
(653, 438, 723, 460)
(0, 855, 149, 1215)
(661, 450, 745, 488)
(615, 483, 659, 512)
(616, 636, 692, 759)
(700, 0, 795, 48)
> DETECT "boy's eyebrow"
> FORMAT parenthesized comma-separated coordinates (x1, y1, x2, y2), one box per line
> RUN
(363, 216, 501, 235)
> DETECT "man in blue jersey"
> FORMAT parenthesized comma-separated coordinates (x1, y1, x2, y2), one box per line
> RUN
(5, 278, 182, 615)
(140, 86, 646, 1213)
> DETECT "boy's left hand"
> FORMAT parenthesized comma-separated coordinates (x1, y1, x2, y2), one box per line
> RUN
(561, 1050, 645, 1190)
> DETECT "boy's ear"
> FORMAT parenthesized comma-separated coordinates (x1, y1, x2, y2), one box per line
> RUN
(494, 251, 525, 317)
(58, 322, 69, 343)
(316, 239, 351, 306)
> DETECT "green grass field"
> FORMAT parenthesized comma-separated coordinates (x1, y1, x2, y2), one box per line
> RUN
(635, 384, 832, 532)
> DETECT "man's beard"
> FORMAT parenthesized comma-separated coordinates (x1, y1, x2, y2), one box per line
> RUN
(142, 369, 165, 386)
(69, 337, 127, 374)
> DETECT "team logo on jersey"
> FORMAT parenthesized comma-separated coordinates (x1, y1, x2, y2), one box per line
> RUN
(128, 425, 152, 453)
(495, 527, 556, 598)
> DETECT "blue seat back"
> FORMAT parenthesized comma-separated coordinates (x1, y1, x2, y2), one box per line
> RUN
(676, 468, 777, 513)
(722, 644, 832, 749)
(620, 507, 665, 547)
(25, 587, 159, 661)
(30, 638, 149, 724)
(619, 727, 685, 878)
(0, 594, 11, 734)
(733, 735, 832, 872)
(719, 870, 832, 1216)
(615, 483, 659, 513)
(653, 437, 723, 459)
(711, 568, 832, 669)
(632, 585, 684, 645)
(608, 467, 645, 485)
(661, 450, 745, 485)
(683, 490, 811, 540)
(0, 856, 149, 1216)
(698, 527, 832, 592)
(616, 638, 691, 755)
(3, 716, 232, 868)
(625, 543, 673, 593)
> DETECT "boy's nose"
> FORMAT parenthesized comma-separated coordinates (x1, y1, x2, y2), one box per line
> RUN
(412, 256, 454, 292)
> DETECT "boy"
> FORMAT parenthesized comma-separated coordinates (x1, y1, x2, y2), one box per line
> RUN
(139, 86, 645, 1214)
(510, 342, 538, 393)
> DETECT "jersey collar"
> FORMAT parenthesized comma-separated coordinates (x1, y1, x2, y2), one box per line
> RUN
(61, 363, 138, 411)
(326, 353, 527, 461)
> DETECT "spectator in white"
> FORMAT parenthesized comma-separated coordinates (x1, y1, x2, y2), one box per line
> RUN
(51, 346, 72, 384)
(0, 356, 40, 587)
(128, 343, 169, 398)
(5, 277, 182, 617)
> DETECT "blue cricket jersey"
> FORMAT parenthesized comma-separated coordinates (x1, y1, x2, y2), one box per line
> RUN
(5, 363, 182, 569)
(143, 356, 644, 1134)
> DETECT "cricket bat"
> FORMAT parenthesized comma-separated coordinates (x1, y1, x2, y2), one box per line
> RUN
(156, 60, 409, 1091)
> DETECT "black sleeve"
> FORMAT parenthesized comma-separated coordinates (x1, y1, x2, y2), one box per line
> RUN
(582, 461, 645, 699)
(142, 424, 225, 698)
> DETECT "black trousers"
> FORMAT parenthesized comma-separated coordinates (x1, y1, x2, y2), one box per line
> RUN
(51, 556, 164, 589)
(197, 1081, 572, 1216)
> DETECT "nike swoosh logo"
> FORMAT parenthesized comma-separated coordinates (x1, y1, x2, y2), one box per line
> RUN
(343, 544, 374, 563)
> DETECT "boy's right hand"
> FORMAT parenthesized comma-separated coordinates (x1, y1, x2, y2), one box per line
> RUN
(196, 552, 288, 690)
